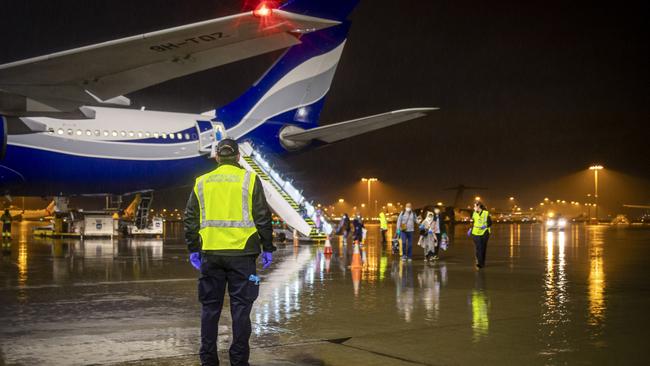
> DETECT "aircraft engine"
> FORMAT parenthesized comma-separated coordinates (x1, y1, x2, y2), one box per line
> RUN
(279, 125, 310, 151)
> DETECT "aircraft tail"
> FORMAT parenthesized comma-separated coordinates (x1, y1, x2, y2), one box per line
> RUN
(45, 200, 55, 215)
(216, 0, 358, 142)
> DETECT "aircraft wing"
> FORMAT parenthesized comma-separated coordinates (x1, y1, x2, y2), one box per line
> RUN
(281, 108, 437, 144)
(624, 204, 650, 209)
(0, 10, 338, 118)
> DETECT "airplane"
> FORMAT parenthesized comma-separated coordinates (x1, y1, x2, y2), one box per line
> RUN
(0, 1, 435, 207)
(623, 204, 650, 209)
(6, 199, 55, 221)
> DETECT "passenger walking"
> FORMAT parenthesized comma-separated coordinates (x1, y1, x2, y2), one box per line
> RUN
(184, 138, 275, 366)
(418, 211, 436, 261)
(396, 203, 417, 261)
(314, 208, 323, 233)
(352, 213, 365, 244)
(430, 206, 447, 260)
(337, 213, 351, 244)
(379, 211, 388, 244)
(1, 209, 12, 239)
(469, 201, 491, 268)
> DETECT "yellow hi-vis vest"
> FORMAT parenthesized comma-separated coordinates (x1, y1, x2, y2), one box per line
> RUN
(471, 210, 490, 236)
(193, 164, 258, 251)
(379, 213, 388, 230)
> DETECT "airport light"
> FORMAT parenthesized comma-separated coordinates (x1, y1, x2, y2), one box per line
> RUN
(437, 202, 443, 206)
(589, 165, 604, 222)
(475, 196, 481, 201)
(361, 178, 378, 215)
(338, 198, 344, 203)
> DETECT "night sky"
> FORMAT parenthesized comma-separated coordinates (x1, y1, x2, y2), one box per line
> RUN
(1, 0, 648, 214)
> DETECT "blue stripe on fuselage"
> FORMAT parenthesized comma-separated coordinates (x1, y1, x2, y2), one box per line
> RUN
(1, 144, 216, 195)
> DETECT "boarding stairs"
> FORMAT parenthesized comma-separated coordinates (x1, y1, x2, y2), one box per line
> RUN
(238, 142, 331, 240)
(134, 193, 153, 229)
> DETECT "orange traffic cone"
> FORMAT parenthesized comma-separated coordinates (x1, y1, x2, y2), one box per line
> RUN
(352, 265, 361, 297)
(324, 238, 333, 254)
(293, 229, 299, 247)
(324, 253, 332, 273)
(350, 240, 362, 269)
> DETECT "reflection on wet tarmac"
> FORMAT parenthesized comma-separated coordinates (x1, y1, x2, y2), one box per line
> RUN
(471, 271, 489, 343)
(0, 222, 648, 365)
(539, 230, 571, 359)
(587, 226, 606, 330)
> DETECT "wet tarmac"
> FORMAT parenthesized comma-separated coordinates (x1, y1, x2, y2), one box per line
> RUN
(1, 221, 649, 365)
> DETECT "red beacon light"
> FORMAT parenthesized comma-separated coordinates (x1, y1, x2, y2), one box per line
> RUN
(253, 2, 274, 17)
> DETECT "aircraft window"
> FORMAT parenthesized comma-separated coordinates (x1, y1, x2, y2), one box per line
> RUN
(145, 132, 151, 138)
(128, 131, 134, 137)
(57, 129, 64, 135)
(103, 130, 109, 137)
(67, 129, 73, 135)
(191, 133, 197, 139)
(161, 133, 167, 139)
(137, 131, 143, 138)
(153, 133, 159, 138)
(94, 130, 100, 136)
(169, 133, 175, 139)
(76, 130, 83, 136)
(111, 131, 118, 137)
(85, 130, 92, 136)
(120, 131, 126, 137)
(177, 133, 183, 140)
(184, 133, 190, 140)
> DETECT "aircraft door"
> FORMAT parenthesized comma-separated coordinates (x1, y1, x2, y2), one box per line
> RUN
(195, 120, 227, 156)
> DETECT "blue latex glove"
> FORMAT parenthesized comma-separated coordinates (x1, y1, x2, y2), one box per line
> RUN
(261, 251, 273, 270)
(189, 252, 201, 270)
(480, 225, 487, 230)
(396, 229, 401, 236)
(428, 229, 433, 235)
(467, 228, 472, 237)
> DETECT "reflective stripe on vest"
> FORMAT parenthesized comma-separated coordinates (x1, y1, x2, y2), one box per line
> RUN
(471, 210, 490, 236)
(194, 165, 257, 251)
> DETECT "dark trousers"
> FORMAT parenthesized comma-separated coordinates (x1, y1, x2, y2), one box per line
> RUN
(401, 231, 413, 258)
(2, 223, 10, 237)
(381, 229, 387, 244)
(199, 255, 259, 366)
(432, 233, 442, 256)
(472, 233, 489, 267)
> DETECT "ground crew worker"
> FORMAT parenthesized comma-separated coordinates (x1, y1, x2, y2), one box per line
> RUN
(1, 209, 12, 239)
(379, 211, 388, 244)
(184, 138, 275, 366)
(469, 201, 491, 268)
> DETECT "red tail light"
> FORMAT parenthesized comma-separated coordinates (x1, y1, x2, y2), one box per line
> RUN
(253, 2, 273, 17)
